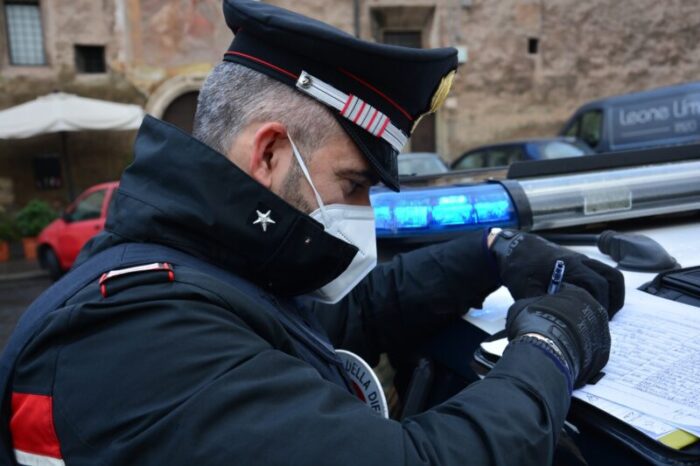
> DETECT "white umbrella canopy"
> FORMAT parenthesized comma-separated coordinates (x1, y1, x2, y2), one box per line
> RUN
(0, 92, 144, 139)
(0, 92, 144, 200)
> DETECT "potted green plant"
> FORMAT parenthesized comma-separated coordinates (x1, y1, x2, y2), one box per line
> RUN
(0, 210, 18, 262)
(15, 200, 57, 260)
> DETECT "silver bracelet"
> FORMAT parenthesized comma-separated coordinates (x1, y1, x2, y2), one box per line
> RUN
(521, 332, 570, 371)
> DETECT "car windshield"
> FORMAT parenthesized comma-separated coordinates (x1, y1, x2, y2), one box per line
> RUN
(452, 146, 525, 170)
(398, 153, 448, 176)
(66, 189, 106, 222)
(535, 141, 594, 159)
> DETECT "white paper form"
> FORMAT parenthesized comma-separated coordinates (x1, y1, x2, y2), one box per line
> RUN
(574, 392, 680, 440)
(575, 290, 700, 436)
(463, 286, 511, 335)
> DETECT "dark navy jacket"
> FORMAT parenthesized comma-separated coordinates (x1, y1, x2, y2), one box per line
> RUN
(6, 117, 570, 465)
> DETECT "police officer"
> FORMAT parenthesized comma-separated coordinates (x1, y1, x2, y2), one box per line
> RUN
(0, 1, 624, 465)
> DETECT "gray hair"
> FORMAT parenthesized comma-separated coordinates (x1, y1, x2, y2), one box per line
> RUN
(192, 62, 342, 156)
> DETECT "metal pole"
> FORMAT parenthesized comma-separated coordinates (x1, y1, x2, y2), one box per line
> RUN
(61, 132, 76, 201)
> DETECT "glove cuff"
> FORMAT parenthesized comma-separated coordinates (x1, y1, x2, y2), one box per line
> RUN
(489, 228, 521, 256)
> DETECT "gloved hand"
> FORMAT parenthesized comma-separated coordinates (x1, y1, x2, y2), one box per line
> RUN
(506, 284, 611, 389)
(491, 229, 625, 318)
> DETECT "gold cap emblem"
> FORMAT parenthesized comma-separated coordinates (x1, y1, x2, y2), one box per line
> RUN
(411, 70, 456, 133)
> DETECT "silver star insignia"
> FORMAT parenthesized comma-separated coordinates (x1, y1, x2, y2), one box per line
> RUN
(253, 209, 276, 232)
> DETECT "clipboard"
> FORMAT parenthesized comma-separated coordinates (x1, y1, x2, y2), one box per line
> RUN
(471, 334, 700, 465)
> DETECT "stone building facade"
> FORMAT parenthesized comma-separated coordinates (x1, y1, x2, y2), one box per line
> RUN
(1, 0, 699, 208)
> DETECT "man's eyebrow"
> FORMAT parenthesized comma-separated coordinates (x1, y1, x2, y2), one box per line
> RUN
(336, 168, 380, 185)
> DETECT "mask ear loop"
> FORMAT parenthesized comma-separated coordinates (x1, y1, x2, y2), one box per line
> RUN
(288, 134, 330, 226)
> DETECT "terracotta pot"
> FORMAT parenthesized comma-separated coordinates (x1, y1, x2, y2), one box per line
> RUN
(0, 241, 9, 262)
(22, 237, 38, 261)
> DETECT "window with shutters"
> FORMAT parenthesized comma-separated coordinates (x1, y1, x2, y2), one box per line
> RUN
(4, 1, 46, 66)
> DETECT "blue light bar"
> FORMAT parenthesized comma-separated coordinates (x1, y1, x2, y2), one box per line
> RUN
(371, 183, 518, 238)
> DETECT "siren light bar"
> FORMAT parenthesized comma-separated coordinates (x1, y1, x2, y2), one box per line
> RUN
(371, 183, 518, 239)
(371, 159, 700, 240)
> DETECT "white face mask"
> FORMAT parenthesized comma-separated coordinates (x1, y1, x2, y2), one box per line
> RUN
(288, 135, 378, 304)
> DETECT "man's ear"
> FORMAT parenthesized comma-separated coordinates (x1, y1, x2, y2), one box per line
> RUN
(248, 122, 288, 189)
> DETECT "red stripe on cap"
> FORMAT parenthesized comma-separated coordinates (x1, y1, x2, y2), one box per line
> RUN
(353, 101, 366, 124)
(338, 68, 413, 123)
(11, 393, 63, 459)
(340, 95, 353, 116)
(366, 109, 379, 131)
(225, 51, 298, 80)
(377, 117, 390, 138)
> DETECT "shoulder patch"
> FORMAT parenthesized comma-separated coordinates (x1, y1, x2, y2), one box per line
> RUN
(336, 349, 388, 418)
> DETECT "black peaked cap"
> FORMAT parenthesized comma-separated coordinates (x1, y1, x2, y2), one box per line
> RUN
(222, 0, 458, 191)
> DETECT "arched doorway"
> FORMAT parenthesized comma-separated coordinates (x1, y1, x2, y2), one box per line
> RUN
(161, 91, 199, 134)
(146, 71, 209, 134)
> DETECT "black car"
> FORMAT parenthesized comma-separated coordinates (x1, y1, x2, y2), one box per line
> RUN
(451, 138, 594, 170)
(398, 152, 449, 176)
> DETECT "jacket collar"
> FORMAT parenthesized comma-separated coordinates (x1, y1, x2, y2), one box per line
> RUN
(102, 115, 357, 296)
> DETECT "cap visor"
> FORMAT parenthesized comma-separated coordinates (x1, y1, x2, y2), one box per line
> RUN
(334, 116, 400, 192)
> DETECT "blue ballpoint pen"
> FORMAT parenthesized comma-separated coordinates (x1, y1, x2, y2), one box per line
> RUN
(547, 260, 566, 295)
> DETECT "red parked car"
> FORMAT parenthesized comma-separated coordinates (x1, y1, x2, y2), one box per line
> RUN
(37, 181, 119, 280)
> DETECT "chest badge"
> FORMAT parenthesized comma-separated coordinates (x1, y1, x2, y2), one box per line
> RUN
(253, 209, 276, 232)
(336, 349, 389, 419)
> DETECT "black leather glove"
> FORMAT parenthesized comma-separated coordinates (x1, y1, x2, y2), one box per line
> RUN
(506, 284, 611, 389)
(491, 229, 625, 318)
